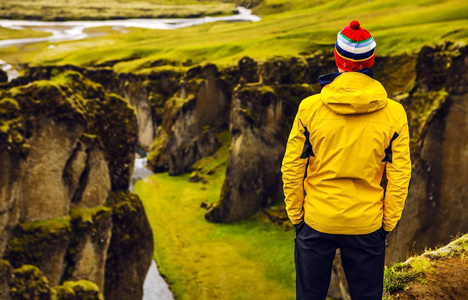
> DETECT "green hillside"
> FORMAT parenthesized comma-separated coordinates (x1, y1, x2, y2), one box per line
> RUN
(0, 0, 237, 20)
(1, 0, 463, 72)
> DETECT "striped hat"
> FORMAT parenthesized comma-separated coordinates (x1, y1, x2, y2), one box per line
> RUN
(334, 20, 376, 72)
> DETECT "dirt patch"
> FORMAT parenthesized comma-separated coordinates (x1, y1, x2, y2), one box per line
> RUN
(392, 254, 468, 299)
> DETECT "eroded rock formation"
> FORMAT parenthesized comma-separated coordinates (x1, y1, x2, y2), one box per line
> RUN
(7, 44, 467, 299)
(147, 64, 230, 175)
(388, 44, 468, 263)
(0, 71, 153, 299)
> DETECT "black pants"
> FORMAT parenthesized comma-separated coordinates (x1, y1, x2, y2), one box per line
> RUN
(295, 222, 386, 300)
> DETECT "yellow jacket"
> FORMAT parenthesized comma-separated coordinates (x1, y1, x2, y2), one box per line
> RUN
(282, 72, 411, 234)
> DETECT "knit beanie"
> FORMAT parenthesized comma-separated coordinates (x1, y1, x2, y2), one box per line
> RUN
(334, 20, 376, 72)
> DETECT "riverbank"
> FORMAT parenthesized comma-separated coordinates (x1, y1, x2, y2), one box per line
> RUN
(0, 0, 465, 73)
(0, 7, 260, 48)
(0, 0, 237, 21)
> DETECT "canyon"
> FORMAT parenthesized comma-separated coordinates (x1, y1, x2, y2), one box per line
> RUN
(1, 42, 467, 299)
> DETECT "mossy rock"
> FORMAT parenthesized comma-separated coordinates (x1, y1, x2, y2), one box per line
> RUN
(10, 265, 51, 300)
(53, 280, 103, 300)
(0, 260, 13, 300)
(104, 191, 153, 300)
(4, 217, 71, 270)
(2, 70, 139, 190)
(49, 71, 138, 190)
(384, 234, 468, 298)
(62, 207, 112, 282)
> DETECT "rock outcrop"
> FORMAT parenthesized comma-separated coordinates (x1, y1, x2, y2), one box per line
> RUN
(388, 44, 468, 263)
(0, 71, 153, 299)
(385, 233, 468, 299)
(10, 45, 467, 300)
(147, 64, 230, 175)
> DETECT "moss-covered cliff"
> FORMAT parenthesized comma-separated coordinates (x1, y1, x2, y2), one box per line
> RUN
(0, 71, 153, 299)
(8, 42, 468, 299)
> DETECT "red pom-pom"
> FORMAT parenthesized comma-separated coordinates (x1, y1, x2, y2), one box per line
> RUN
(350, 20, 360, 30)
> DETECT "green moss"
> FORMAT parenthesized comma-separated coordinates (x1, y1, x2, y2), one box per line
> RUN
(383, 257, 432, 295)
(53, 280, 103, 300)
(423, 233, 468, 259)
(0, 97, 27, 153)
(402, 90, 448, 156)
(10, 265, 51, 300)
(384, 233, 468, 297)
(69, 206, 111, 225)
(4, 217, 71, 269)
(257, 85, 276, 95)
(106, 191, 144, 218)
(147, 129, 169, 166)
(191, 130, 232, 178)
(169, 94, 196, 110)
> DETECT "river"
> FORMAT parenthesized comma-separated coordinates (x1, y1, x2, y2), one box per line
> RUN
(0, 6, 260, 48)
(132, 154, 175, 300)
(0, 6, 260, 82)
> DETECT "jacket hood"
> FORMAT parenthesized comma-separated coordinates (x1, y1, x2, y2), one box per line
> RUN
(321, 72, 388, 115)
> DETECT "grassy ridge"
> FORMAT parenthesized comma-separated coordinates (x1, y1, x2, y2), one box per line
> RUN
(2, 0, 459, 71)
(0, 0, 237, 21)
(135, 134, 296, 299)
(0, 27, 51, 41)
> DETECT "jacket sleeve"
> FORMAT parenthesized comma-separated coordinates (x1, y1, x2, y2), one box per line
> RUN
(281, 108, 309, 225)
(383, 121, 412, 232)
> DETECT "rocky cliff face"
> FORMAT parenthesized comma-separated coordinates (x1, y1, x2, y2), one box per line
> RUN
(147, 64, 231, 175)
(0, 71, 153, 299)
(10, 44, 467, 299)
(388, 43, 468, 263)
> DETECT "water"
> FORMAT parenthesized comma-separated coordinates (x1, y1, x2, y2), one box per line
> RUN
(132, 153, 174, 300)
(0, 59, 19, 81)
(0, 7, 260, 48)
(130, 155, 154, 192)
(143, 260, 175, 300)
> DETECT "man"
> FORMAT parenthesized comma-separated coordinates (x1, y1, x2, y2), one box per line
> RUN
(281, 20, 411, 300)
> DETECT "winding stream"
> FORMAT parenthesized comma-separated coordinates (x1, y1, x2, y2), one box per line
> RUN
(0, 6, 260, 82)
(133, 155, 174, 300)
(0, 7, 260, 48)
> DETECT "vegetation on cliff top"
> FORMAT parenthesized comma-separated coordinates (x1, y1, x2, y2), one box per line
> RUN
(0, 26, 51, 41)
(1, 0, 466, 72)
(383, 233, 468, 299)
(0, 0, 237, 21)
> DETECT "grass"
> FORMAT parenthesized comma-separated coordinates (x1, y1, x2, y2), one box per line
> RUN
(0, 0, 237, 21)
(134, 132, 296, 300)
(0, 27, 51, 41)
(383, 233, 468, 297)
(4, 0, 462, 72)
